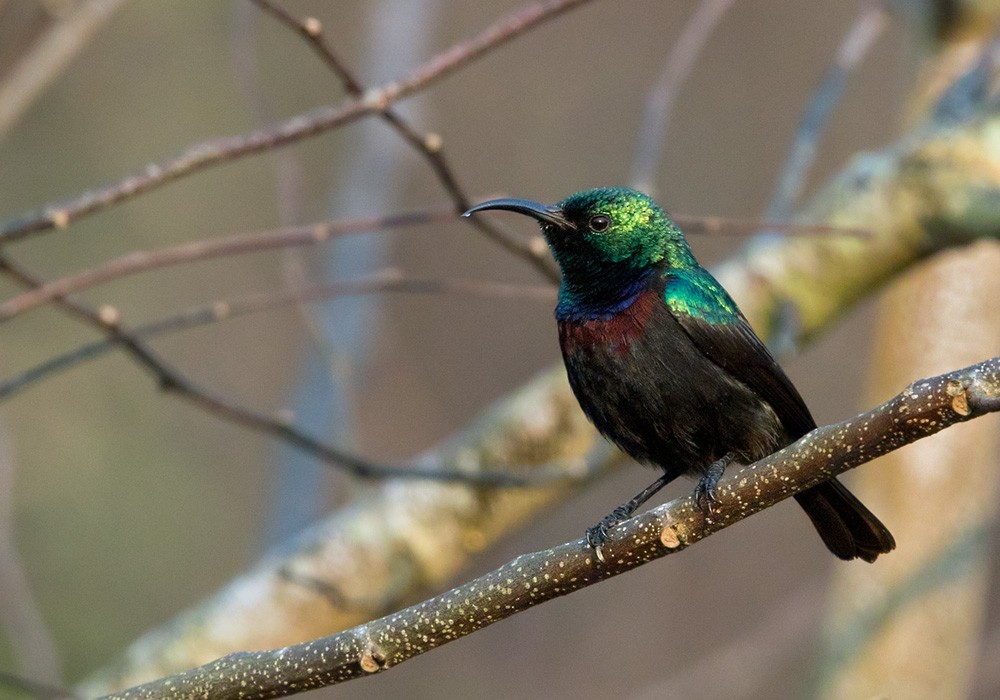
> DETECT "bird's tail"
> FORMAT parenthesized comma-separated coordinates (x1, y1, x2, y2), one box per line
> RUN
(794, 478, 895, 563)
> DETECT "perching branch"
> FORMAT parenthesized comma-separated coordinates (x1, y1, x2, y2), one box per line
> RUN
(0, 0, 597, 245)
(105, 356, 1000, 700)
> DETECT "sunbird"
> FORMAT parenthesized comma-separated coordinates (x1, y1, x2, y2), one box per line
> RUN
(465, 187, 894, 562)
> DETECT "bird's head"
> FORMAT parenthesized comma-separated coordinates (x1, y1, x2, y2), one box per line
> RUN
(465, 187, 693, 284)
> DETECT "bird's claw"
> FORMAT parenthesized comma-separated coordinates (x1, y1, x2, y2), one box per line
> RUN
(585, 505, 634, 550)
(694, 477, 719, 513)
(694, 454, 734, 514)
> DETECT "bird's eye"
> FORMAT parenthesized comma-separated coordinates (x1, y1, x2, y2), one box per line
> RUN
(589, 214, 611, 232)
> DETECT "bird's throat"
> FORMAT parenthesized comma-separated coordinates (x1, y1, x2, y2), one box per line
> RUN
(556, 266, 657, 321)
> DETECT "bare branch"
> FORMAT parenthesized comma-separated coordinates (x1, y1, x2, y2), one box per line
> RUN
(630, 0, 737, 194)
(247, 0, 364, 92)
(767, 1, 887, 219)
(0, 206, 455, 322)
(0, 430, 62, 683)
(0, 0, 597, 245)
(250, 0, 559, 281)
(250, 0, 867, 256)
(0, 206, 870, 324)
(671, 214, 869, 238)
(0, 0, 593, 506)
(105, 356, 1000, 699)
(0, 250, 566, 487)
(0, 271, 554, 401)
(0, 0, 128, 140)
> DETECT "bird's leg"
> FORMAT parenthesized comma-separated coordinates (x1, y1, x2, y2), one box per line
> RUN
(694, 452, 736, 513)
(586, 472, 674, 549)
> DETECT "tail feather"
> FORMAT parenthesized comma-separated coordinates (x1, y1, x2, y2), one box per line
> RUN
(794, 478, 895, 563)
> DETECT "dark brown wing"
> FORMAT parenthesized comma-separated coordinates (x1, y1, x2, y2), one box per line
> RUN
(667, 304, 816, 440)
(663, 271, 894, 561)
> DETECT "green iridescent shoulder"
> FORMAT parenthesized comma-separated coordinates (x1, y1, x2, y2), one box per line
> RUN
(663, 269, 740, 324)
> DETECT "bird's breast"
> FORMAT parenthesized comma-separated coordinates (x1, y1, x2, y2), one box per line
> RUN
(557, 287, 659, 358)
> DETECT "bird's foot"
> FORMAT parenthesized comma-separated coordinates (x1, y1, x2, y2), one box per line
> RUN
(585, 504, 635, 550)
(694, 453, 735, 514)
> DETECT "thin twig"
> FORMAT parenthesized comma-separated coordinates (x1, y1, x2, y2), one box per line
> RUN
(766, 1, 887, 220)
(0, 0, 128, 140)
(0, 205, 873, 323)
(0, 251, 565, 487)
(630, 0, 737, 195)
(0, 0, 598, 507)
(0, 271, 555, 402)
(0, 0, 597, 245)
(0, 429, 62, 684)
(671, 214, 869, 238)
(229, 1, 306, 227)
(105, 355, 1000, 699)
(249, 0, 559, 281)
(0, 206, 454, 322)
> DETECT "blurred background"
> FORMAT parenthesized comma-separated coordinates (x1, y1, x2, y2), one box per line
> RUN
(0, 0, 997, 698)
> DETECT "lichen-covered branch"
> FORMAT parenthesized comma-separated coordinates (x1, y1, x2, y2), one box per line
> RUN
(817, 245, 1000, 699)
(104, 357, 1000, 699)
(713, 107, 1000, 336)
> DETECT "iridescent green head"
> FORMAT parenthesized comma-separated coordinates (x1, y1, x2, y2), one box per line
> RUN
(465, 187, 696, 306)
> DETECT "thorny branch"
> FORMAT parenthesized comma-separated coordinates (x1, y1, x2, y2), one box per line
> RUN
(106, 356, 1000, 700)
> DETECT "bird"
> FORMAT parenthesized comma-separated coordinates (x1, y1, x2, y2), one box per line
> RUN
(464, 186, 895, 562)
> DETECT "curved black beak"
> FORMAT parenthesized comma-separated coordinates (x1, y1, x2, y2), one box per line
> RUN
(463, 197, 570, 229)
